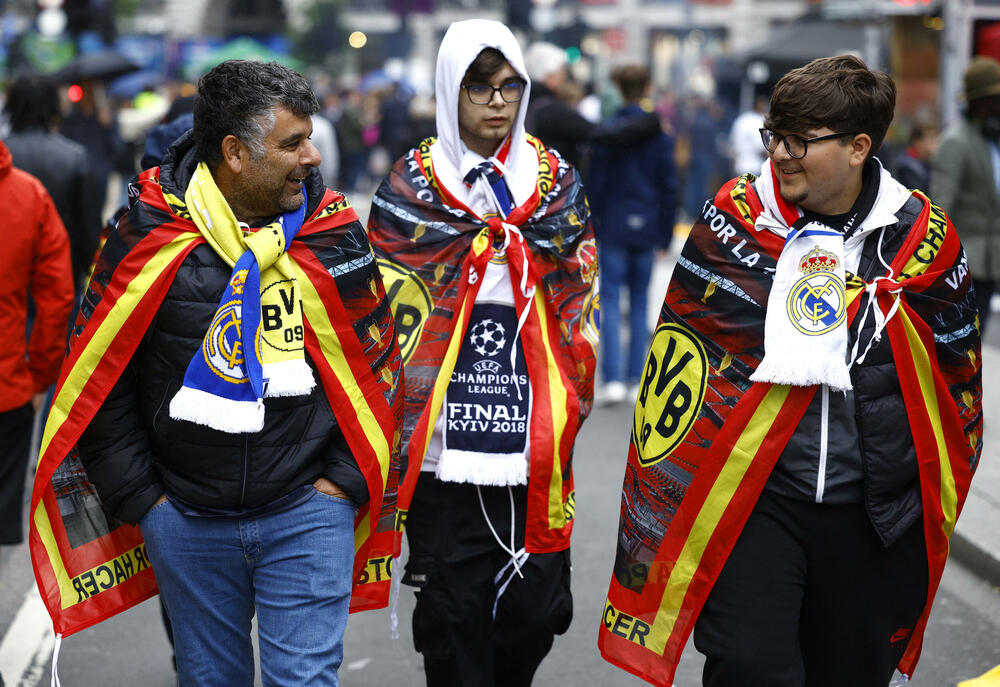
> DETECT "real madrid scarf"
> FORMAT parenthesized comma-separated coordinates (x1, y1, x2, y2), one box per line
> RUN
(750, 219, 853, 390)
(169, 162, 315, 433)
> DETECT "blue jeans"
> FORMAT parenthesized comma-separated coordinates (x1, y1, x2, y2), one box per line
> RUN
(600, 243, 654, 384)
(140, 490, 356, 687)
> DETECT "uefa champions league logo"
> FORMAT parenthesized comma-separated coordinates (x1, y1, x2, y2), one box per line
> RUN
(469, 318, 506, 357)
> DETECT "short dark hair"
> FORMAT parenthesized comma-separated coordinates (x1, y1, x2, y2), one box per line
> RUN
(5, 75, 61, 132)
(764, 55, 896, 161)
(612, 64, 650, 103)
(463, 48, 513, 85)
(193, 60, 319, 166)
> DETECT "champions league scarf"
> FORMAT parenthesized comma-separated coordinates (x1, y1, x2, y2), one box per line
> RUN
(170, 163, 315, 432)
(367, 134, 599, 553)
(29, 161, 405, 637)
(599, 172, 982, 686)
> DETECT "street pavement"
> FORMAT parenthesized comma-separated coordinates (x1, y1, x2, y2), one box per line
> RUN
(0, 209, 998, 686)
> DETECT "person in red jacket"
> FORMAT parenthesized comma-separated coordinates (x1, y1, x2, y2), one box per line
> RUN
(0, 140, 74, 548)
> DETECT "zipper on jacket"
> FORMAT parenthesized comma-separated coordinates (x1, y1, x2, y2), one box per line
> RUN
(239, 434, 249, 508)
(815, 385, 829, 503)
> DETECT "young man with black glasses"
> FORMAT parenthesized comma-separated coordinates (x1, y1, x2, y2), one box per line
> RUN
(368, 19, 598, 687)
(600, 54, 982, 687)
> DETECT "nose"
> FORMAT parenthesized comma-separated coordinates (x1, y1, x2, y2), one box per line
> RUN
(770, 139, 793, 162)
(301, 138, 322, 168)
(489, 88, 505, 107)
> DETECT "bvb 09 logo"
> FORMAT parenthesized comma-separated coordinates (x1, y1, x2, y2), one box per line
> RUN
(632, 324, 708, 467)
(377, 258, 433, 363)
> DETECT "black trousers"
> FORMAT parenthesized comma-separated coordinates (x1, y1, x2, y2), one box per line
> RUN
(0, 404, 34, 545)
(693, 489, 928, 687)
(403, 473, 572, 687)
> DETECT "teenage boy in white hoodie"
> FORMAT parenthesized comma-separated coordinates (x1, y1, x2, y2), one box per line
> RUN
(368, 19, 599, 687)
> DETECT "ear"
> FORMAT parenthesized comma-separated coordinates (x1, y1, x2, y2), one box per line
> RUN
(849, 133, 872, 167)
(221, 134, 244, 174)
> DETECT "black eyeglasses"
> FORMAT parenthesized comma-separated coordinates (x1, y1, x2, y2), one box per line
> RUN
(462, 80, 525, 105)
(759, 128, 858, 159)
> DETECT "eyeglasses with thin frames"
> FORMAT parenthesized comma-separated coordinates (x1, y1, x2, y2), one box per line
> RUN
(462, 80, 525, 105)
(759, 128, 858, 159)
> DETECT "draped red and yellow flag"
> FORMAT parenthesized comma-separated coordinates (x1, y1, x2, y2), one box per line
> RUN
(599, 175, 982, 686)
(29, 167, 405, 637)
(367, 135, 599, 552)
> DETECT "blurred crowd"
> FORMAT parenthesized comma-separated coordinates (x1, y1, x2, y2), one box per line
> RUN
(0, 57, 948, 236)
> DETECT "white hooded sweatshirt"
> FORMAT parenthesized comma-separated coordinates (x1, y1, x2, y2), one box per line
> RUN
(429, 19, 539, 214)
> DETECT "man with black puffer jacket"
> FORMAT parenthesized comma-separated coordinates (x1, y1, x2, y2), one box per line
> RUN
(601, 55, 982, 687)
(37, 60, 404, 687)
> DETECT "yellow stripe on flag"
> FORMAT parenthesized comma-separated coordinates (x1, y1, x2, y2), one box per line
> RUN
(531, 290, 570, 529)
(644, 384, 792, 654)
(353, 511, 371, 553)
(898, 308, 959, 537)
(32, 500, 79, 609)
(40, 235, 195, 460)
(33, 235, 193, 610)
(291, 260, 391, 487)
(417, 292, 475, 464)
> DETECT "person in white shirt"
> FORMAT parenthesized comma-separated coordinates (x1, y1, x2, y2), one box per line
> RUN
(728, 93, 768, 177)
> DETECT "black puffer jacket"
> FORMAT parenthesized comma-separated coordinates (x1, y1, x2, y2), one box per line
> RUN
(78, 132, 367, 525)
(850, 194, 927, 547)
(5, 128, 102, 284)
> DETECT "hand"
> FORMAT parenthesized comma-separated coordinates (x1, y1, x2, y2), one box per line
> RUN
(313, 477, 349, 499)
(31, 393, 46, 412)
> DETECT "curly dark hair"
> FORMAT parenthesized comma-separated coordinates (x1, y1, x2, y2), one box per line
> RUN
(5, 75, 61, 132)
(764, 54, 896, 162)
(193, 60, 319, 166)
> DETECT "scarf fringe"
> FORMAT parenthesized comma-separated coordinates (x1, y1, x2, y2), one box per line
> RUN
(263, 359, 316, 397)
(436, 450, 528, 486)
(751, 353, 853, 392)
(169, 386, 265, 433)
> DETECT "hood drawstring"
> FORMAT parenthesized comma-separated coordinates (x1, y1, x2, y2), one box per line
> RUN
(494, 221, 536, 403)
(849, 228, 902, 367)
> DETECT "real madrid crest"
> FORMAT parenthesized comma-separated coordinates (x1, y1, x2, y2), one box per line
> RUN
(202, 300, 250, 383)
(785, 245, 847, 336)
